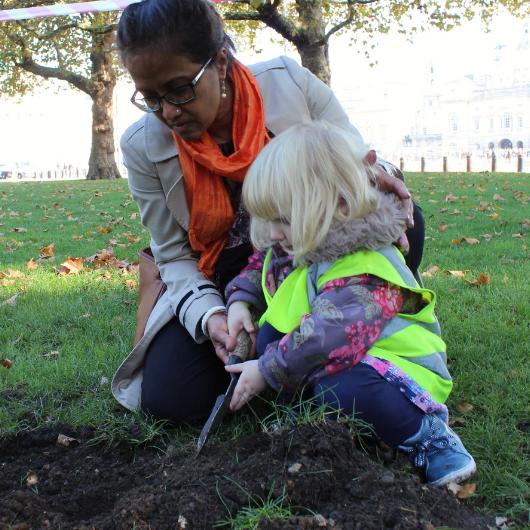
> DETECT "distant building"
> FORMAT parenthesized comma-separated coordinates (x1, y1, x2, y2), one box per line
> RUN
(403, 23, 530, 161)
(335, 19, 530, 169)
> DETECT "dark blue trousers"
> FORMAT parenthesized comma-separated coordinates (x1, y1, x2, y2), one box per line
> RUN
(257, 322, 423, 447)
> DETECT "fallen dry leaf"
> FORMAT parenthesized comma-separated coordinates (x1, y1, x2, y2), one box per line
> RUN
(421, 265, 440, 278)
(457, 483, 477, 499)
(43, 350, 59, 359)
(512, 233, 524, 239)
(446, 270, 467, 278)
(438, 223, 448, 233)
(463, 237, 480, 245)
(57, 257, 84, 276)
(124, 279, 137, 292)
(492, 193, 505, 201)
(26, 472, 39, 486)
(457, 402, 475, 414)
(449, 416, 466, 426)
(466, 273, 490, 286)
(56, 434, 80, 447)
(1, 358, 13, 369)
(8, 269, 24, 279)
(0, 294, 18, 307)
(488, 213, 499, 220)
(39, 243, 55, 258)
(13, 227, 28, 233)
(314, 514, 329, 527)
(1, 279, 15, 287)
(447, 481, 477, 499)
(26, 259, 38, 270)
(445, 194, 458, 202)
(97, 225, 113, 235)
(288, 462, 303, 474)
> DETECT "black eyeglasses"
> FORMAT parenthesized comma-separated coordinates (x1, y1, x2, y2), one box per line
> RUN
(130, 57, 213, 113)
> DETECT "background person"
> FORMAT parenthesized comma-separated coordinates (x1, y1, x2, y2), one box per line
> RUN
(111, 0, 423, 424)
(225, 121, 476, 487)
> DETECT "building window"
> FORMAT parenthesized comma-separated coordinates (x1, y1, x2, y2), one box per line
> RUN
(503, 113, 512, 129)
(474, 118, 480, 130)
(449, 115, 458, 132)
(489, 117, 494, 130)
(518, 116, 523, 128)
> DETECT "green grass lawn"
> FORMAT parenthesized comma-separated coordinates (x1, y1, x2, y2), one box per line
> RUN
(0, 173, 528, 521)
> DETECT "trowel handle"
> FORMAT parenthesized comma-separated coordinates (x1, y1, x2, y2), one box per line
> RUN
(227, 329, 253, 365)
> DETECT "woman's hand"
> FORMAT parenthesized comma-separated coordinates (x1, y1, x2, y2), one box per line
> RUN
(225, 360, 267, 411)
(366, 149, 414, 228)
(227, 301, 256, 344)
(206, 312, 236, 364)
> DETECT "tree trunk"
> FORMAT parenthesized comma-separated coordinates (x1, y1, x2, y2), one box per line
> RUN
(87, 30, 120, 180)
(294, 0, 330, 85)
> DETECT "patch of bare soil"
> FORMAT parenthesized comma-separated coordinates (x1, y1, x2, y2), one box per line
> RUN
(0, 422, 492, 529)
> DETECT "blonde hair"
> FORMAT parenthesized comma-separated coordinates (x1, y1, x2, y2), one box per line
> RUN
(243, 121, 381, 262)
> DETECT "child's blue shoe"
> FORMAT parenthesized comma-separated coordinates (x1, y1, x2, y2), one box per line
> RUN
(399, 414, 476, 486)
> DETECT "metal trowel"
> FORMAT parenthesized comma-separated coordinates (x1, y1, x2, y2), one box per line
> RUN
(196, 330, 253, 455)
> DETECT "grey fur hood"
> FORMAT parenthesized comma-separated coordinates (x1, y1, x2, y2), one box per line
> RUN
(299, 193, 407, 266)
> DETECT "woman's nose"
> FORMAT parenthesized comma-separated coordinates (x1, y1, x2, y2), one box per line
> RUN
(160, 100, 182, 122)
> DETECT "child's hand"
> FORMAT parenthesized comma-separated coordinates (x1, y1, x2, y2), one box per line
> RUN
(227, 301, 256, 343)
(225, 360, 267, 411)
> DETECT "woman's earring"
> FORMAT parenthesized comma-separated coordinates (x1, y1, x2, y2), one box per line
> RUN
(221, 79, 227, 99)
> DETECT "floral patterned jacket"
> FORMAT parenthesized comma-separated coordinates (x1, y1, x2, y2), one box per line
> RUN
(225, 194, 448, 417)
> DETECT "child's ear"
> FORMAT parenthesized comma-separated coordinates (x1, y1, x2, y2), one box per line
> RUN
(365, 149, 377, 166)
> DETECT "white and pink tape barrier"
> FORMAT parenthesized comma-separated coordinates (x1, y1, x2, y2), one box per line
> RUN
(0, 0, 232, 22)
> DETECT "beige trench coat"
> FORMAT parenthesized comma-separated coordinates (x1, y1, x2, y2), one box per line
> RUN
(112, 56, 363, 411)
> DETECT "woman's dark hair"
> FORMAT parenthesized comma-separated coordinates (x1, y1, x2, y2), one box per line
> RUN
(116, 0, 235, 64)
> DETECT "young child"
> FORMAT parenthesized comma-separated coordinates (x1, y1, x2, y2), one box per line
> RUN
(224, 121, 476, 487)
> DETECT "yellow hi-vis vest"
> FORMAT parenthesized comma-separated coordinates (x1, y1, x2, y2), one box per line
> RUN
(259, 246, 452, 404)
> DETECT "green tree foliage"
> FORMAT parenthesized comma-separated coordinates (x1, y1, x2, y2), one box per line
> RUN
(221, 0, 530, 84)
(0, 1, 121, 179)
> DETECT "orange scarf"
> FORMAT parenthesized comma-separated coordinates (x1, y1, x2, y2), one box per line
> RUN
(174, 60, 269, 279)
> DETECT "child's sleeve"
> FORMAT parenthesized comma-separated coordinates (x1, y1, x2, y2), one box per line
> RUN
(224, 249, 267, 313)
(257, 275, 412, 391)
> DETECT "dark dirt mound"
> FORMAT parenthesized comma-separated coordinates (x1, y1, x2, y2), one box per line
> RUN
(0, 422, 492, 529)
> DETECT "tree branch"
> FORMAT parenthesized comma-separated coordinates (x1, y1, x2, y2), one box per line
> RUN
(223, 10, 263, 22)
(8, 34, 92, 95)
(323, 0, 378, 43)
(225, 0, 300, 44)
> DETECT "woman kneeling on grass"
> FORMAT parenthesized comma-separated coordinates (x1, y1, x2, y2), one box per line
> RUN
(225, 121, 476, 487)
